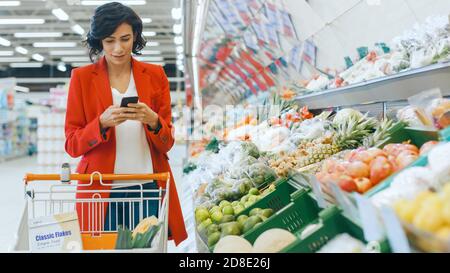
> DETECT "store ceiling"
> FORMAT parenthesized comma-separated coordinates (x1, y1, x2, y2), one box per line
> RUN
(0, 0, 184, 92)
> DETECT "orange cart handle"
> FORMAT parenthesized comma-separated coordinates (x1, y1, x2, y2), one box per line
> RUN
(24, 172, 170, 184)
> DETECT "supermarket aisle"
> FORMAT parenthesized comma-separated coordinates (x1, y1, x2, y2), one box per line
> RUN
(0, 144, 193, 252)
(0, 156, 39, 252)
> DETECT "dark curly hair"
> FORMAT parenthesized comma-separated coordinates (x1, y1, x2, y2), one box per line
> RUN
(84, 2, 147, 62)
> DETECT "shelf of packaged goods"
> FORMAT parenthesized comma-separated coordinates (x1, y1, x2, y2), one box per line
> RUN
(295, 61, 450, 110)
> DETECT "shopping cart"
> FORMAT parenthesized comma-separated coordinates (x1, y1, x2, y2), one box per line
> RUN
(13, 171, 170, 253)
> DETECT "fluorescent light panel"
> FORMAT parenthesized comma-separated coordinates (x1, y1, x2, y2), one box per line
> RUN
(52, 8, 69, 21)
(0, 19, 45, 24)
(0, 57, 29, 62)
(142, 31, 156, 37)
(71, 62, 90, 67)
(32, 53, 44, 61)
(173, 24, 182, 34)
(141, 50, 161, 55)
(0, 51, 13, 56)
(142, 18, 152, 23)
(14, 86, 30, 92)
(146, 41, 159, 47)
(0, 1, 21, 7)
(0, 37, 11, 46)
(14, 32, 62, 38)
(10, 62, 42, 68)
(71, 24, 85, 35)
(57, 62, 67, 72)
(15, 47, 28, 54)
(50, 50, 86, 56)
(33, 42, 77, 47)
(174, 36, 183, 45)
(61, 56, 90, 62)
(136, 56, 164, 62)
(171, 8, 182, 20)
(81, 1, 146, 5)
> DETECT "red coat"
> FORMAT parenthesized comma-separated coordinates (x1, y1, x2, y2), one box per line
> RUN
(65, 56, 187, 245)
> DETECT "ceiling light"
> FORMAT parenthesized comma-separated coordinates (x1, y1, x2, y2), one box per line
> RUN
(61, 56, 90, 62)
(15, 46, 28, 55)
(49, 50, 86, 56)
(136, 56, 164, 62)
(0, 37, 11, 47)
(52, 8, 69, 21)
(81, 1, 146, 5)
(0, 57, 29, 62)
(33, 42, 77, 47)
(146, 41, 159, 47)
(141, 50, 161, 55)
(177, 53, 184, 60)
(174, 36, 183, 45)
(71, 62, 90, 67)
(176, 59, 183, 66)
(171, 8, 182, 20)
(32, 53, 45, 62)
(176, 46, 183, 54)
(72, 24, 85, 35)
(0, 19, 45, 24)
(14, 32, 63, 38)
(142, 18, 152, 24)
(57, 62, 67, 72)
(173, 24, 182, 34)
(0, 1, 21, 7)
(14, 85, 30, 92)
(148, 62, 165, 66)
(0, 51, 14, 56)
(142, 31, 156, 37)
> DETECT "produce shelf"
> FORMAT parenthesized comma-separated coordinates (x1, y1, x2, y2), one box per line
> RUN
(281, 206, 391, 253)
(295, 62, 450, 110)
(242, 189, 321, 245)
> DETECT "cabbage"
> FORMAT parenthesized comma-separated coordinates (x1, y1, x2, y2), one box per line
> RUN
(333, 108, 364, 124)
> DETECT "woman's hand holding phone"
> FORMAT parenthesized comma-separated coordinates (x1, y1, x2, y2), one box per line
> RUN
(99, 105, 134, 129)
(124, 102, 159, 129)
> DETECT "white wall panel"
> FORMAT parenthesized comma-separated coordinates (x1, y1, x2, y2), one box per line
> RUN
(284, 0, 450, 71)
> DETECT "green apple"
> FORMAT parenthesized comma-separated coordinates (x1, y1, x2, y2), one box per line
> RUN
(222, 205, 234, 215)
(249, 188, 260, 195)
(195, 208, 210, 223)
(210, 211, 223, 223)
(219, 200, 231, 208)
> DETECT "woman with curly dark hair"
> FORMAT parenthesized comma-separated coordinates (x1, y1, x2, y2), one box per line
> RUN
(64, 2, 187, 246)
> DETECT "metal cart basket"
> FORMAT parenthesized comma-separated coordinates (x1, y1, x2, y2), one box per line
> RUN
(13, 171, 170, 253)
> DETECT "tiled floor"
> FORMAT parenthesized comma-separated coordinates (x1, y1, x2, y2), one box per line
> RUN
(0, 144, 196, 253)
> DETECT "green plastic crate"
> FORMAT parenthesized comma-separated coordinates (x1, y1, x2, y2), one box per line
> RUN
(235, 177, 304, 218)
(200, 178, 305, 252)
(439, 126, 450, 141)
(281, 206, 391, 253)
(242, 189, 321, 244)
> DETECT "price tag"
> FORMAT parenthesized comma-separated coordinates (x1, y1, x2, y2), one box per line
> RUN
(379, 206, 411, 253)
(309, 175, 328, 209)
(330, 183, 358, 222)
(353, 193, 384, 242)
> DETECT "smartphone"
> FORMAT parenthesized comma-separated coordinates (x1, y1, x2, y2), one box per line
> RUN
(120, 96, 139, 108)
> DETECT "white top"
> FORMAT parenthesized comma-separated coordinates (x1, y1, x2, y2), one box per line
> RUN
(111, 72, 153, 187)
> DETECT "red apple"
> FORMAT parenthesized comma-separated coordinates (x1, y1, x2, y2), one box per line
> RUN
(337, 175, 358, 193)
(354, 177, 373, 194)
(369, 156, 394, 185)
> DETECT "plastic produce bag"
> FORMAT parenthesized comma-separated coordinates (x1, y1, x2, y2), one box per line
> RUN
(245, 163, 278, 189)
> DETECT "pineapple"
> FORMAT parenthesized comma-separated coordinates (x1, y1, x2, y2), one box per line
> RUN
(363, 119, 406, 148)
(295, 114, 377, 168)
